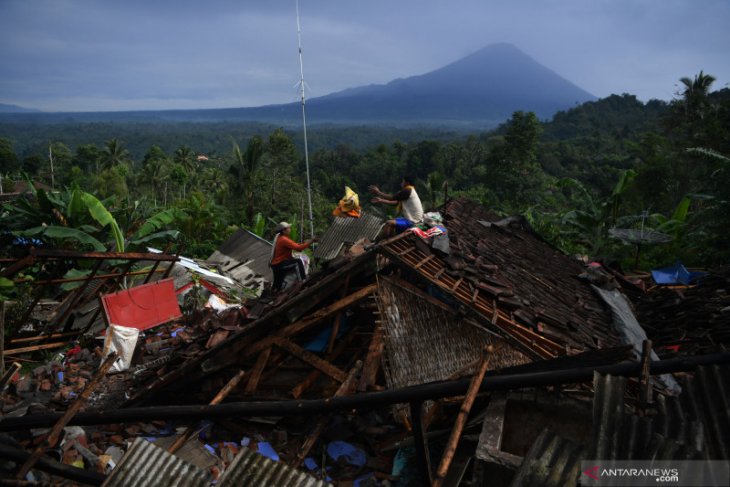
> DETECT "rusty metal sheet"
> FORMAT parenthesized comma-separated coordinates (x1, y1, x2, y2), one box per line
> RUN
(101, 278, 182, 330)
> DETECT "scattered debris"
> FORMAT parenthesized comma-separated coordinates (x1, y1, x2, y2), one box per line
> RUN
(1, 198, 729, 486)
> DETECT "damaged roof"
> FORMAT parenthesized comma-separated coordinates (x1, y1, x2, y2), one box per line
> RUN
(379, 198, 622, 360)
(208, 228, 273, 282)
(313, 213, 384, 261)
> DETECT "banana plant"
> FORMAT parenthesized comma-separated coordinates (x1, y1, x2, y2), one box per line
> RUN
(2, 179, 183, 253)
(557, 169, 636, 257)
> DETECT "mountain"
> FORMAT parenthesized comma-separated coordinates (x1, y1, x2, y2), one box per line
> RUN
(0, 43, 595, 127)
(305, 43, 596, 124)
(0, 103, 40, 113)
(185, 43, 596, 127)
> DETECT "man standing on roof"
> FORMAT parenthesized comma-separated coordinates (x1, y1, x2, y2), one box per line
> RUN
(270, 222, 317, 292)
(369, 176, 424, 234)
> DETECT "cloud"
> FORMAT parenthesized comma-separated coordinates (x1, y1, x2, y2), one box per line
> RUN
(0, 0, 728, 111)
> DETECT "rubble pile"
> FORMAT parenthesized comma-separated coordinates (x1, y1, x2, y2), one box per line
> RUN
(635, 266, 730, 357)
(1, 198, 728, 486)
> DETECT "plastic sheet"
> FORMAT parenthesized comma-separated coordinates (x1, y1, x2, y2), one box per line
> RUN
(326, 440, 367, 467)
(102, 324, 140, 373)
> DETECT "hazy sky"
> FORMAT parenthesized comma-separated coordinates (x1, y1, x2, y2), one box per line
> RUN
(1, 0, 728, 112)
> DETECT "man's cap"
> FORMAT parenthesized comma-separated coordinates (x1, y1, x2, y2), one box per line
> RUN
(275, 221, 291, 232)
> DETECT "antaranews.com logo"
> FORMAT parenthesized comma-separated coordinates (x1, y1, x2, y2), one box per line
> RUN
(579, 460, 729, 486)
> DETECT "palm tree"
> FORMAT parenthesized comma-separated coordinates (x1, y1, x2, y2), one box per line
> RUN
(174, 145, 197, 172)
(200, 167, 229, 204)
(231, 137, 264, 224)
(100, 138, 131, 171)
(679, 71, 716, 119)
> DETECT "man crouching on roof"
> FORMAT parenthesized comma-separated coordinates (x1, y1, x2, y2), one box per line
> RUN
(270, 222, 317, 292)
(369, 176, 424, 236)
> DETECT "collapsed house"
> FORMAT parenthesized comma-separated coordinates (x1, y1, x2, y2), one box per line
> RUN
(1, 198, 728, 486)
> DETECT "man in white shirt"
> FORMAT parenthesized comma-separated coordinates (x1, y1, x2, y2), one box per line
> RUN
(369, 176, 424, 235)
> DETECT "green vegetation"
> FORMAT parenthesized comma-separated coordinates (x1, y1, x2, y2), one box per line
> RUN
(2, 73, 729, 282)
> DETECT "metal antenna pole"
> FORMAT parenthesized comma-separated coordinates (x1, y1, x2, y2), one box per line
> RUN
(49, 144, 55, 190)
(296, 0, 315, 239)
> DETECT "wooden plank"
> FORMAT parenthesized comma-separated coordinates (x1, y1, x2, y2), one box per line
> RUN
(414, 254, 435, 270)
(291, 329, 358, 399)
(0, 255, 35, 278)
(291, 362, 362, 468)
(639, 339, 653, 414)
(241, 284, 377, 360)
(433, 347, 492, 486)
(271, 337, 347, 383)
(358, 322, 385, 392)
(9, 331, 81, 345)
(327, 276, 350, 354)
(398, 247, 415, 256)
(16, 353, 117, 479)
(4, 341, 68, 356)
(244, 348, 271, 395)
(0, 362, 22, 390)
(30, 248, 178, 262)
(168, 369, 247, 454)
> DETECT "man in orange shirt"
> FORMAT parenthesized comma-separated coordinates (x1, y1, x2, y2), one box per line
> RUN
(270, 221, 317, 292)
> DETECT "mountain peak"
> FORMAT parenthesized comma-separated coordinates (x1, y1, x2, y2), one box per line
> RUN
(307, 42, 596, 125)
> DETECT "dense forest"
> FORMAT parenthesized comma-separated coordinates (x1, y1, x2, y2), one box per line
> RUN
(1, 72, 729, 294)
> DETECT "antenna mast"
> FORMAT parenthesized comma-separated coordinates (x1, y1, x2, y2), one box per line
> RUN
(49, 143, 55, 190)
(296, 0, 315, 239)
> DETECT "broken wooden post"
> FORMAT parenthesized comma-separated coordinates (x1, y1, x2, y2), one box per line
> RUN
(358, 321, 384, 392)
(410, 399, 433, 485)
(326, 276, 350, 354)
(243, 348, 271, 396)
(432, 346, 492, 487)
(168, 369, 247, 454)
(639, 339, 653, 414)
(54, 258, 105, 330)
(16, 352, 117, 479)
(291, 361, 362, 468)
(291, 329, 357, 399)
(271, 336, 347, 383)
(1, 362, 22, 390)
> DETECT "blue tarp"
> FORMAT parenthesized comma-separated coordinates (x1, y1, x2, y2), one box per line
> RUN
(326, 440, 367, 467)
(305, 316, 351, 352)
(651, 261, 707, 286)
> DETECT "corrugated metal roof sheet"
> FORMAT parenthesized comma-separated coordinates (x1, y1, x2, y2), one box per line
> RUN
(591, 371, 706, 461)
(209, 228, 273, 281)
(314, 214, 384, 261)
(680, 363, 730, 460)
(218, 447, 331, 487)
(488, 366, 729, 486)
(509, 429, 585, 487)
(102, 438, 210, 487)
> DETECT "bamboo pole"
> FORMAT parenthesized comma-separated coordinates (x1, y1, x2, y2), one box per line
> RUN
(168, 369, 247, 454)
(432, 346, 492, 487)
(4, 341, 68, 356)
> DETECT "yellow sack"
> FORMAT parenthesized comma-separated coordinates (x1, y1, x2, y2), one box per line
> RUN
(332, 186, 361, 218)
